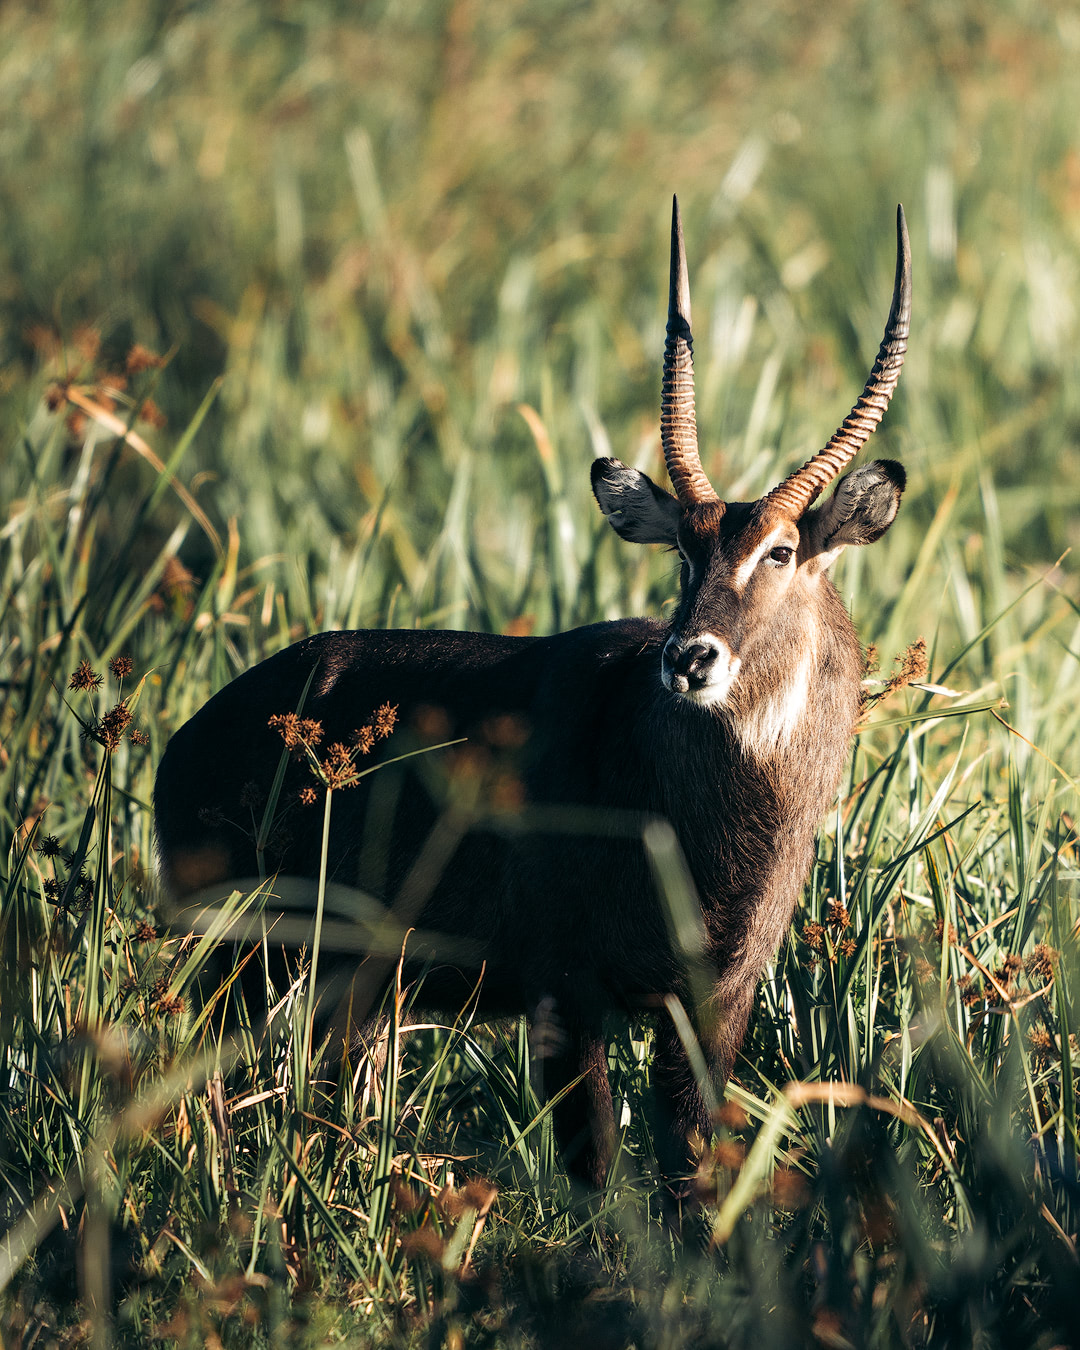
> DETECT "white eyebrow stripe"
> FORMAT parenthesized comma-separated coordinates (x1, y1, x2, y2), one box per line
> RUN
(731, 527, 793, 588)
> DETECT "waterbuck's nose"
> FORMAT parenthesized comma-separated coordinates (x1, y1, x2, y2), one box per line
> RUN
(664, 637, 722, 692)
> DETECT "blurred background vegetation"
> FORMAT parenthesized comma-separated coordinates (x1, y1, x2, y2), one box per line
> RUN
(3, 0, 1079, 626)
(2, 0, 1080, 1345)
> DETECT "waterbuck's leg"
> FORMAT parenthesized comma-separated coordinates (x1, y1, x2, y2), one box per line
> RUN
(651, 982, 759, 1198)
(537, 1008, 615, 1191)
(651, 1012, 711, 1196)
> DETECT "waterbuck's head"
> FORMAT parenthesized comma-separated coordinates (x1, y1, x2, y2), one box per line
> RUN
(592, 198, 911, 724)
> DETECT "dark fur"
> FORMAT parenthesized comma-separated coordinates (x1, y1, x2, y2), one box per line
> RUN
(154, 480, 879, 1193)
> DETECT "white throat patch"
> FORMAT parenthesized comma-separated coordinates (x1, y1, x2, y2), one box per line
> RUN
(734, 647, 815, 759)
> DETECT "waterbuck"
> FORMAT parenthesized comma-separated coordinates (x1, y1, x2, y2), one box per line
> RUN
(154, 198, 910, 1196)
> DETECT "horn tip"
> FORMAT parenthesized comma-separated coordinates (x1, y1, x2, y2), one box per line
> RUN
(895, 203, 911, 279)
(668, 195, 691, 330)
(895, 202, 910, 257)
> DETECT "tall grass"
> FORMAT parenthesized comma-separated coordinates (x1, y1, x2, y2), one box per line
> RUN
(2, 0, 1080, 1344)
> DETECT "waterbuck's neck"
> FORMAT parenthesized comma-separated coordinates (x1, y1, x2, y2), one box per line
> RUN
(631, 582, 862, 910)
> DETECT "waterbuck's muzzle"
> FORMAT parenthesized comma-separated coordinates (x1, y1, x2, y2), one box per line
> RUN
(662, 633, 741, 704)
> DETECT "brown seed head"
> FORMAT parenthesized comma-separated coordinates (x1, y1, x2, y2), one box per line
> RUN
(958, 974, 983, 1007)
(885, 637, 928, 694)
(373, 703, 397, 738)
(109, 655, 134, 680)
(268, 712, 323, 752)
(802, 921, 825, 952)
(399, 1227, 446, 1263)
(710, 1140, 746, 1172)
(37, 834, 62, 858)
(98, 702, 134, 750)
(126, 344, 164, 374)
(826, 900, 851, 932)
(352, 725, 376, 756)
(715, 1100, 749, 1131)
(139, 397, 167, 429)
(69, 660, 103, 692)
(239, 781, 265, 811)
(1025, 943, 1059, 982)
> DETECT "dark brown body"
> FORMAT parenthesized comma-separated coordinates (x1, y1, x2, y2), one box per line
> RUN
(155, 600, 862, 1187)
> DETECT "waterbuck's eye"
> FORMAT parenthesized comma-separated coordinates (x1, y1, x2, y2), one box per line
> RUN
(765, 546, 795, 568)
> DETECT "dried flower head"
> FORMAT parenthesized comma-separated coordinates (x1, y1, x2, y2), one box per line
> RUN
(109, 655, 134, 680)
(1026, 943, 1059, 982)
(839, 937, 857, 960)
(268, 712, 323, 753)
(69, 661, 103, 692)
(322, 742, 359, 790)
(863, 643, 880, 678)
(97, 702, 134, 751)
(298, 785, 318, 806)
(130, 729, 150, 747)
(884, 637, 928, 694)
(36, 834, 61, 858)
(139, 398, 167, 429)
(826, 900, 850, 932)
(802, 921, 825, 953)
(373, 703, 397, 738)
(461, 1178, 498, 1213)
(1028, 1026, 1055, 1063)
(126, 344, 163, 374)
(161, 556, 196, 598)
(999, 953, 1023, 978)
(326, 742, 353, 769)
(958, 974, 983, 1007)
(238, 780, 265, 811)
(400, 1227, 446, 1263)
(352, 725, 376, 755)
(97, 373, 127, 412)
(715, 1100, 749, 1131)
(710, 1140, 746, 1172)
(133, 919, 158, 943)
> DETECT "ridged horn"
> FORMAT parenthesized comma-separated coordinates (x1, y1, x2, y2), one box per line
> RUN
(661, 196, 720, 506)
(765, 204, 911, 518)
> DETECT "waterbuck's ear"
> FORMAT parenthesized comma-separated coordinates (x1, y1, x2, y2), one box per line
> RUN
(591, 457, 681, 545)
(807, 459, 906, 568)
